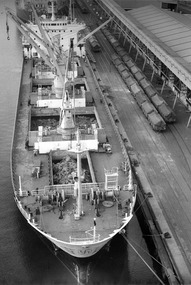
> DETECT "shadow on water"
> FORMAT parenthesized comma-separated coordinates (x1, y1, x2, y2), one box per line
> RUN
(37, 232, 129, 285)
(134, 195, 170, 285)
(31, 217, 168, 285)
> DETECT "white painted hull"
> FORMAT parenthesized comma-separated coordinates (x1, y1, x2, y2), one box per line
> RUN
(30, 218, 132, 258)
(12, 1, 137, 259)
(15, 196, 133, 258)
(43, 235, 110, 258)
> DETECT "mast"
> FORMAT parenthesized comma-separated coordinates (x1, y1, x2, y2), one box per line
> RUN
(74, 129, 84, 219)
(68, 0, 72, 22)
(77, 130, 82, 217)
(57, 38, 75, 138)
(51, 0, 56, 21)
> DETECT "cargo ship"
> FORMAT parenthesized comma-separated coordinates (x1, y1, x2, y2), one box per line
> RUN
(7, 0, 136, 258)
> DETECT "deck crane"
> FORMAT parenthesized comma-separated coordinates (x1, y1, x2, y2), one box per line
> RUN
(6, 5, 112, 137)
(30, 3, 66, 87)
(28, 4, 112, 114)
(29, 5, 112, 136)
(5, 6, 73, 137)
(30, 3, 76, 138)
(5, 7, 55, 69)
(76, 17, 112, 47)
(5, 6, 70, 98)
(6, 5, 111, 84)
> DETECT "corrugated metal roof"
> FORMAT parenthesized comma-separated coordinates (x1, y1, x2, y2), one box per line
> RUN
(128, 5, 191, 64)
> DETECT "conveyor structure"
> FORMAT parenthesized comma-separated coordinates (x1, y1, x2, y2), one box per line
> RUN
(91, 0, 191, 123)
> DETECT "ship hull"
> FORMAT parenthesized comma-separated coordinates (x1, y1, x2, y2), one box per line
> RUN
(15, 196, 133, 258)
(11, 1, 136, 260)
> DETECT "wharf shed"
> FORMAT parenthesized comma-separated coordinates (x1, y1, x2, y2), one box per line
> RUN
(98, 0, 191, 107)
(94, 0, 191, 282)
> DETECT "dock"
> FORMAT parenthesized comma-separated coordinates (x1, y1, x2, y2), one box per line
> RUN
(82, 23, 191, 284)
(73, 0, 191, 281)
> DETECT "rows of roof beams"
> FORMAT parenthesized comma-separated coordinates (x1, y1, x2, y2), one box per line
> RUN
(99, 0, 191, 90)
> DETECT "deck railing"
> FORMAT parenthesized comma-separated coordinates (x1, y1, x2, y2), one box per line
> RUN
(87, 57, 134, 191)
(18, 182, 105, 197)
(69, 230, 100, 244)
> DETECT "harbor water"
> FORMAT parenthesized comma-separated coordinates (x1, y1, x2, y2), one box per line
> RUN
(0, 1, 165, 284)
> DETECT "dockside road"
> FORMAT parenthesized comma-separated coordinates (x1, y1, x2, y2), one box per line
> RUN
(81, 30, 191, 283)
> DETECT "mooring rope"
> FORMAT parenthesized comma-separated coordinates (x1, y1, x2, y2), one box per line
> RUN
(121, 232, 166, 285)
(6, 14, 10, 40)
(133, 194, 149, 215)
(37, 233, 77, 283)
(126, 234, 178, 280)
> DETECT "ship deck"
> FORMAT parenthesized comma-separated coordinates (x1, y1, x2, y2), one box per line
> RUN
(12, 58, 134, 243)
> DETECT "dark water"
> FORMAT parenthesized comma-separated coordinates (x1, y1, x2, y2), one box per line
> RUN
(0, 1, 163, 284)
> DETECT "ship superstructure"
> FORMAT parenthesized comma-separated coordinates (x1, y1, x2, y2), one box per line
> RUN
(17, 0, 65, 15)
(22, 0, 86, 58)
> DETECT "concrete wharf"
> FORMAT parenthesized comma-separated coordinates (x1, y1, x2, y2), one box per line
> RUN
(80, 0, 191, 283)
